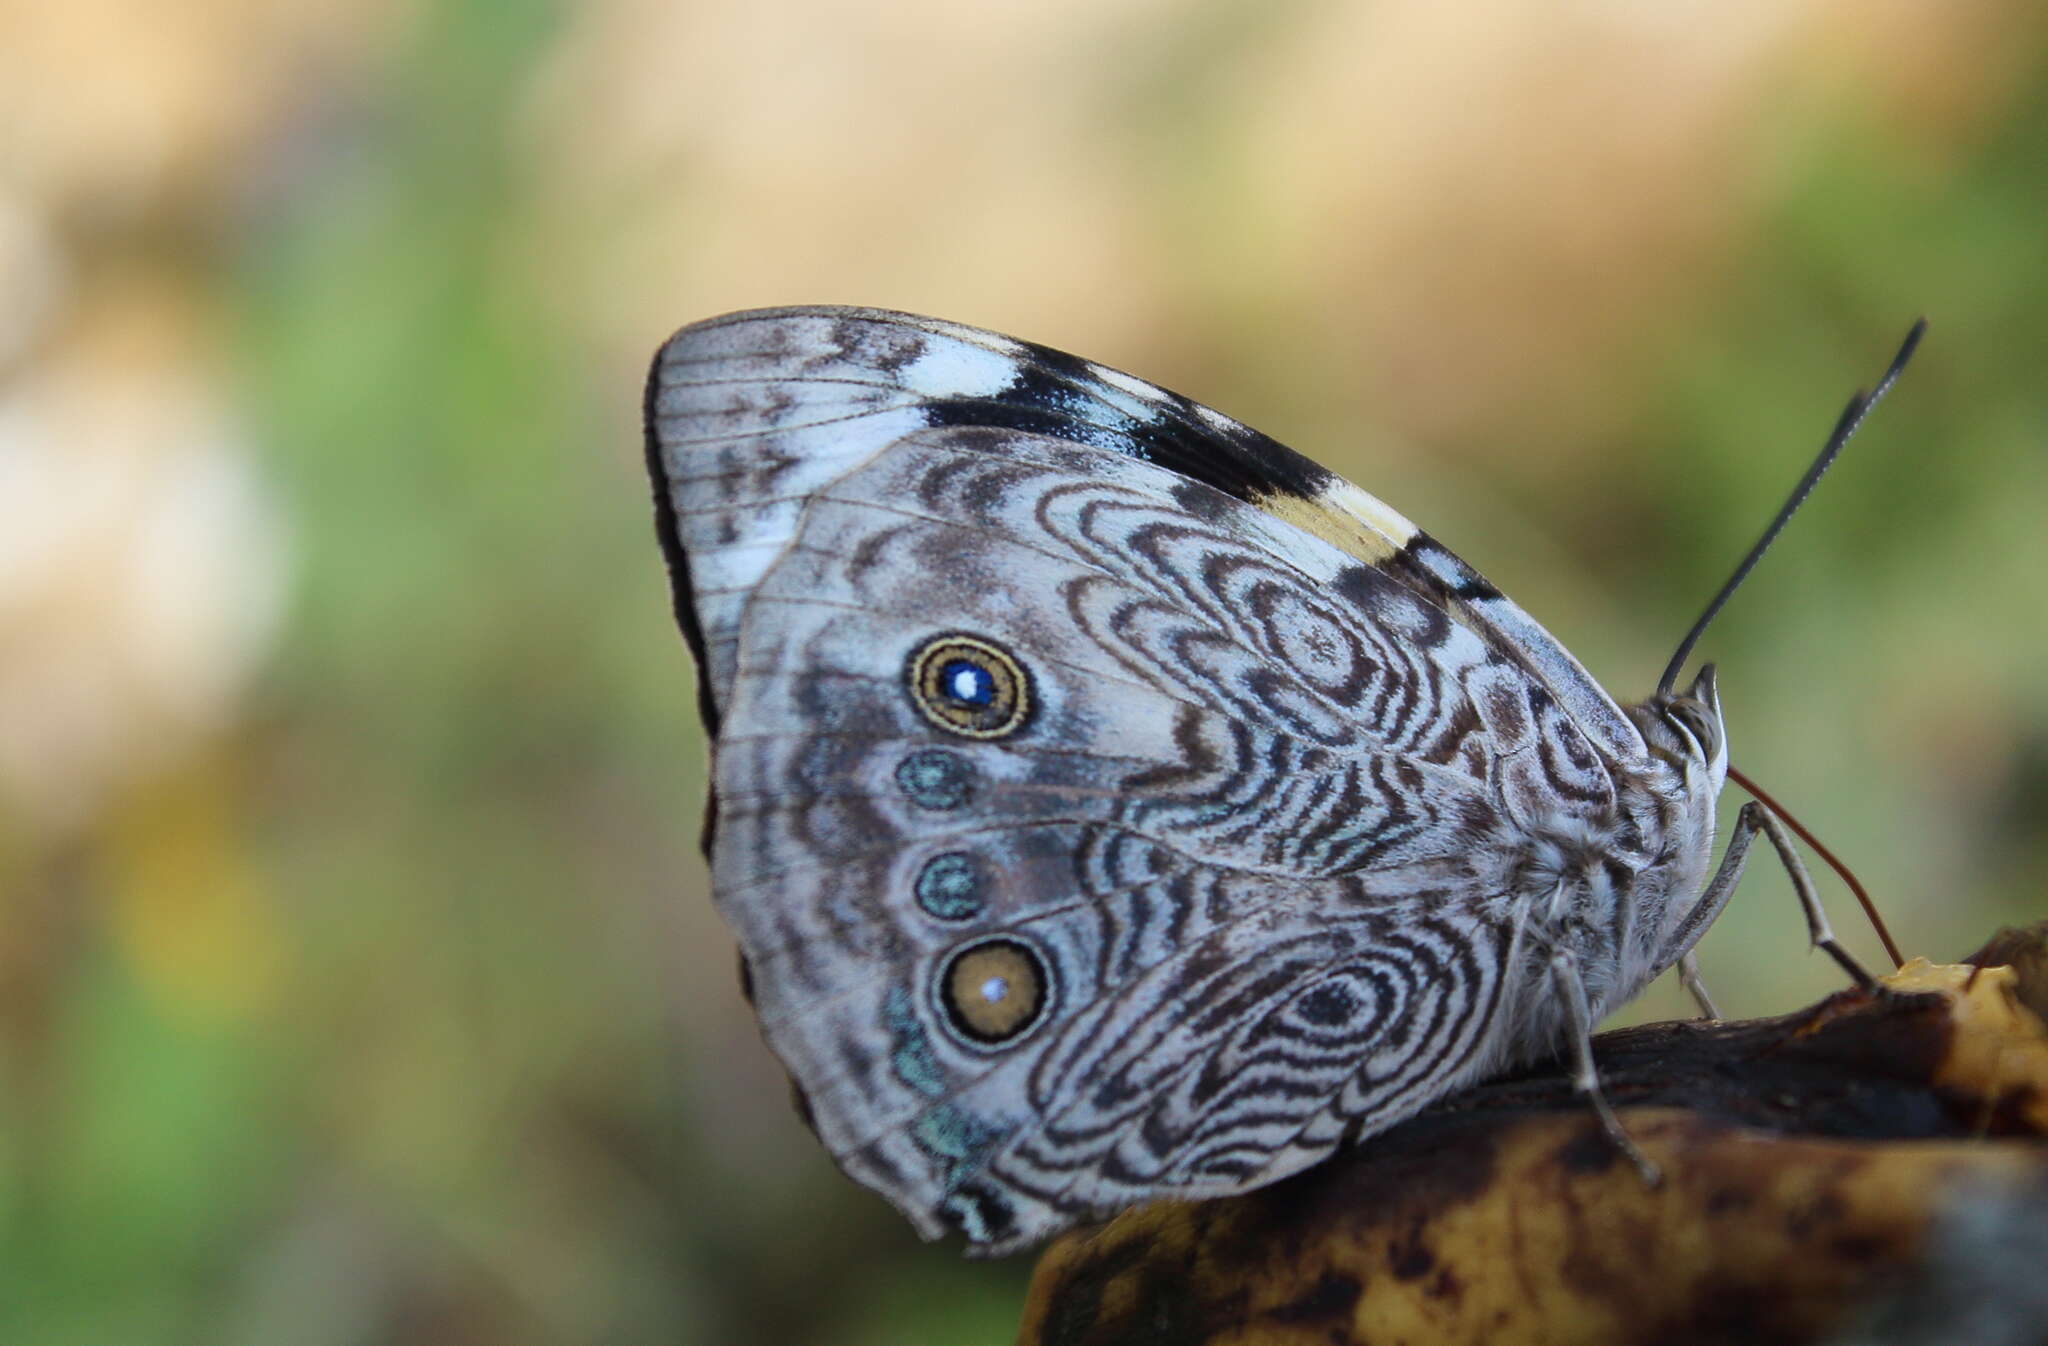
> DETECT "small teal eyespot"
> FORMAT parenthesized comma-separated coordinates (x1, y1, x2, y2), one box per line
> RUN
(916, 852, 984, 920)
(896, 749, 973, 810)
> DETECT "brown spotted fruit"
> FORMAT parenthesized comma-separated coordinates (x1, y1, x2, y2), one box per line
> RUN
(1018, 923, 2048, 1346)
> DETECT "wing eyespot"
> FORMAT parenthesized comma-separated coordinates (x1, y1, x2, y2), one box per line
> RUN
(895, 748, 976, 810)
(937, 936, 1052, 1047)
(907, 634, 1033, 739)
(915, 851, 986, 921)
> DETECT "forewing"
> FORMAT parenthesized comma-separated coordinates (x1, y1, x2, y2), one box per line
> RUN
(646, 306, 1644, 763)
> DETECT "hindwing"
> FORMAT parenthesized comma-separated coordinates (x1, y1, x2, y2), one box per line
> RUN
(646, 307, 1647, 1251)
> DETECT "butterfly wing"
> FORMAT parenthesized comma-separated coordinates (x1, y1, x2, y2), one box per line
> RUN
(647, 308, 1641, 1250)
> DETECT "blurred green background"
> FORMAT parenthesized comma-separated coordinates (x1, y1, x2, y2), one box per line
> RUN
(3, 2, 2046, 1342)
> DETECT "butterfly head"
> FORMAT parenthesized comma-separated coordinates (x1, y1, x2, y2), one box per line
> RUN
(1636, 663, 1729, 797)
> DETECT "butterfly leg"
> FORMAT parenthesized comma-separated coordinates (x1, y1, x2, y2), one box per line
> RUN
(1665, 801, 1877, 991)
(1677, 952, 1721, 1020)
(1550, 945, 1661, 1185)
(1748, 802, 1878, 990)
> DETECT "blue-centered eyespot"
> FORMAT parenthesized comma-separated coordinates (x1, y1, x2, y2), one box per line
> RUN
(938, 936, 1051, 1046)
(907, 634, 1031, 739)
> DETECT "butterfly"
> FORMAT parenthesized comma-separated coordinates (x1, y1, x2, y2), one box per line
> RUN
(643, 306, 1915, 1254)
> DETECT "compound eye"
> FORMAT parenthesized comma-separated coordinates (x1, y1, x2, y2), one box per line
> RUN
(1666, 699, 1721, 760)
(908, 635, 1032, 739)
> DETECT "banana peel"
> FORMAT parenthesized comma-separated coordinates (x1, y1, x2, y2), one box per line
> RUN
(1018, 923, 2048, 1346)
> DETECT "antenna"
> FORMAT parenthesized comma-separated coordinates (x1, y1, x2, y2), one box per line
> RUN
(1657, 319, 1926, 697)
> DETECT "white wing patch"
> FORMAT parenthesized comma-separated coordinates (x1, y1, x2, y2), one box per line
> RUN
(901, 338, 1027, 400)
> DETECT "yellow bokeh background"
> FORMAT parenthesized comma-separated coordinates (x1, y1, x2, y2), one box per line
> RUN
(3, 2, 2045, 1341)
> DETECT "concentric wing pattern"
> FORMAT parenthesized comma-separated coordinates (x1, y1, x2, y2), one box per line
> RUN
(645, 307, 1679, 1253)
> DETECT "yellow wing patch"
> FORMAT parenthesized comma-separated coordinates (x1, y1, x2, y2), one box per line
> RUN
(1248, 478, 1419, 566)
